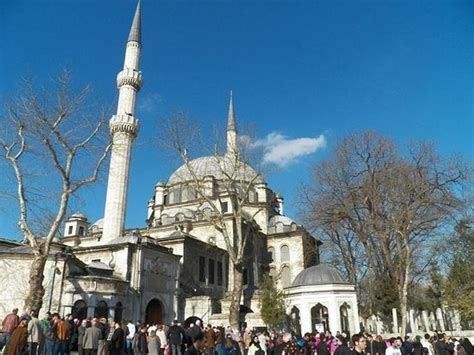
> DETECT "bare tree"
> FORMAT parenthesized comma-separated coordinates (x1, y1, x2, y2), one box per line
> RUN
(159, 111, 267, 328)
(0, 71, 111, 312)
(301, 131, 469, 335)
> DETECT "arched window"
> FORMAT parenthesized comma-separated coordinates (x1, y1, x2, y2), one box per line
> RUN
(78, 226, 84, 236)
(340, 303, 350, 333)
(95, 300, 108, 318)
(280, 245, 290, 262)
(268, 247, 275, 262)
(115, 302, 123, 323)
(72, 300, 87, 320)
(281, 265, 290, 287)
(311, 303, 329, 332)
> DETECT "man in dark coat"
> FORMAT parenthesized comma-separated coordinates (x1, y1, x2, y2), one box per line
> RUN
(185, 331, 204, 355)
(166, 321, 185, 355)
(110, 322, 125, 355)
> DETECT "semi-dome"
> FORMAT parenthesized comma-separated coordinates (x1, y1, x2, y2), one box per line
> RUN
(291, 264, 349, 287)
(168, 155, 265, 185)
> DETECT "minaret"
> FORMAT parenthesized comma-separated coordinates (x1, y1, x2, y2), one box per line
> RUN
(102, 1, 143, 241)
(226, 91, 238, 155)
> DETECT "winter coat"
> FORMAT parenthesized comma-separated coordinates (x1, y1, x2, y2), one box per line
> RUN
(83, 326, 102, 350)
(5, 324, 28, 355)
(27, 318, 42, 343)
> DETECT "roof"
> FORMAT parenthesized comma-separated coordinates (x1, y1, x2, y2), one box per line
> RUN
(268, 215, 296, 227)
(168, 155, 264, 185)
(70, 212, 87, 220)
(291, 264, 349, 287)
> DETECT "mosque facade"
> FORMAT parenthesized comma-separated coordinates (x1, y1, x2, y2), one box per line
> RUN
(0, 2, 359, 335)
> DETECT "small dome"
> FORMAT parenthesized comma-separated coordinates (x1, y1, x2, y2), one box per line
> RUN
(88, 218, 104, 232)
(70, 212, 87, 220)
(269, 215, 296, 227)
(168, 155, 264, 185)
(291, 264, 349, 287)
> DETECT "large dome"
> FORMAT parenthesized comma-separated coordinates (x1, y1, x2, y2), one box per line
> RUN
(291, 264, 349, 287)
(168, 155, 265, 185)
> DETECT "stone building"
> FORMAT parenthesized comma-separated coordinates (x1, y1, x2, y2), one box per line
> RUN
(0, 2, 360, 334)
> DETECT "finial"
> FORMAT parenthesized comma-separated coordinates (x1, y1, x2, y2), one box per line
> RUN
(227, 90, 236, 132)
(128, 0, 141, 43)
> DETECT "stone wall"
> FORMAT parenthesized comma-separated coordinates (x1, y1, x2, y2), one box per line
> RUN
(0, 254, 66, 319)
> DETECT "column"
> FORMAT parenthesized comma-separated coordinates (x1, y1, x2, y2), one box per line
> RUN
(392, 308, 398, 333)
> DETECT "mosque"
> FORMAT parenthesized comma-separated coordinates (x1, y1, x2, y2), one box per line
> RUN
(0, 2, 359, 335)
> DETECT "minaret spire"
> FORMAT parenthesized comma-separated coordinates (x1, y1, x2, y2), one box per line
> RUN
(128, 0, 141, 43)
(226, 90, 238, 155)
(102, 1, 143, 242)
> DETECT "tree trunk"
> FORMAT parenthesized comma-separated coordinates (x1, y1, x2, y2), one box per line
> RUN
(229, 263, 243, 330)
(399, 250, 410, 337)
(24, 253, 48, 313)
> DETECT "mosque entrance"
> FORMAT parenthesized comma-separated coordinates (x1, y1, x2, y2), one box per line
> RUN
(145, 299, 163, 325)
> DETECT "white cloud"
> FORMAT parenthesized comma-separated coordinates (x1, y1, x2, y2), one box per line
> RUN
(247, 132, 327, 167)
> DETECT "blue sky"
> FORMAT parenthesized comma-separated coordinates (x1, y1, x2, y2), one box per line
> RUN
(0, 0, 473, 239)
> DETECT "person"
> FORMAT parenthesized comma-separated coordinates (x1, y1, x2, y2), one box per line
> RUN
(374, 336, 387, 355)
(83, 319, 103, 355)
(167, 321, 185, 355)
(412, 336, 423, 355)
(185, 331, 205, 355)
(148, 330, 161, 355)
(78, 320, 88, 355)
(366, 335, 376, 355)
(96, 319, 107, 355)
(126, 321, 136, 355)
(27, 310, 42, 355)
(248, 336, 264, 355)
(205, 325, 216, 355)
(5, 319, 29, 355)
(351, 334, 367, 355)
(44, 314, 60, 355)
(386, 338, 402, 355)
(459, 338, 473, 355)
(335, 335, 351, 355)
(419, 335, 432, 355)
(402, 336, 414, 355)
(2, 308, 20, 347)
(243, 329, 252, 355)
(68, 318, 80, 354)
(434, 334, 454, 355)
(281, 333, 298, 355)
(217, 334, 237, 355)
(110, 322, 125, 355)
(55, 316, 70, 355)
(156, 325, 167, 355)
(317, 334, 329, 355)
(136, 326, 148, 355)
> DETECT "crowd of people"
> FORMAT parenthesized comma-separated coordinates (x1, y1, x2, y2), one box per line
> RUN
(1, 308, 473, 355)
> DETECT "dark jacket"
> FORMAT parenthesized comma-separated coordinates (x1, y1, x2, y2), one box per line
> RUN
(110, 328, 125, 355)
(335, 345, 353, 355)
(166, 325, 185, 345)
(316, 342, 329, 355)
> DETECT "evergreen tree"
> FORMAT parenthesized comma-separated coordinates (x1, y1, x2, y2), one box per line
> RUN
(260, 274, 286, 329)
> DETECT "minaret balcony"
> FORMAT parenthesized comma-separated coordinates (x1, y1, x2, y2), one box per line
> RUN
(117, 68, 143, 90)
(109, 114, 140, 136)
